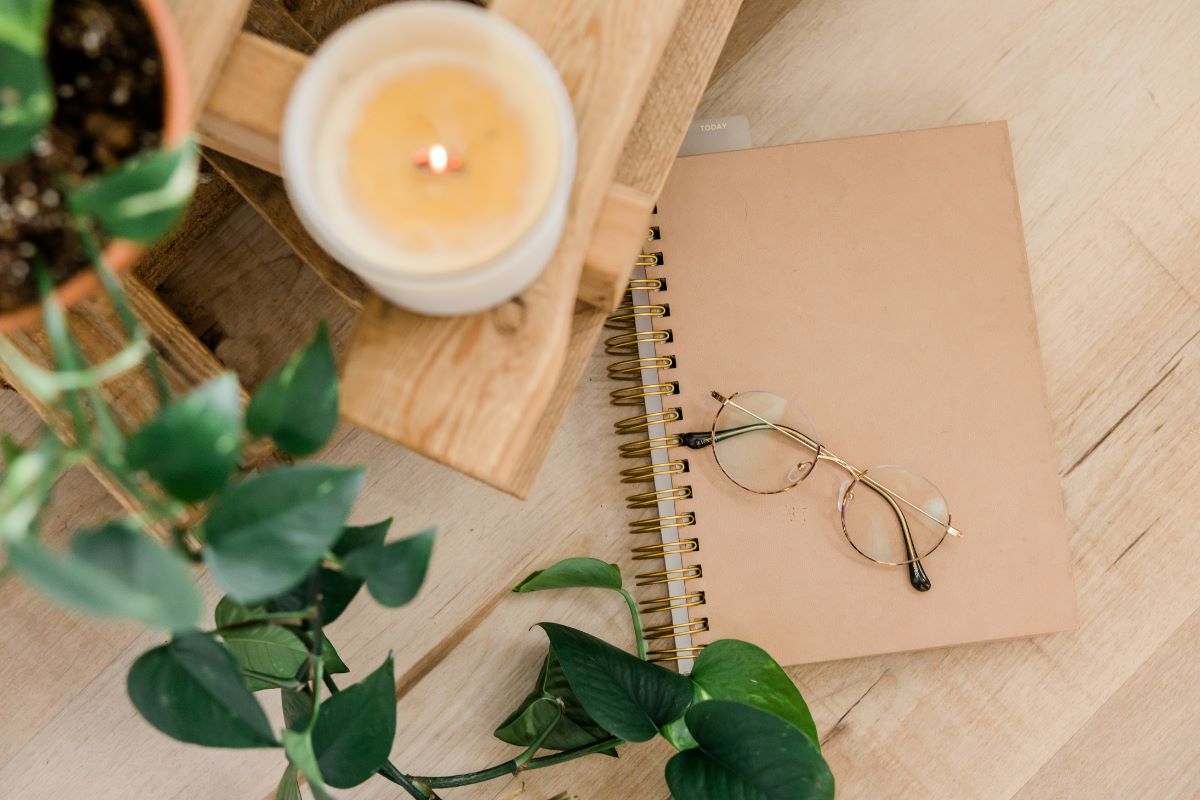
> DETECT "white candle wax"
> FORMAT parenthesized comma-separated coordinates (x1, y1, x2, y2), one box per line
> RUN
(282, 2, 576, 315)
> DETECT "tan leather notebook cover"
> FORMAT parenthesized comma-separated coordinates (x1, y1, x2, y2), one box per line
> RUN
(646, 122, 1076, 665)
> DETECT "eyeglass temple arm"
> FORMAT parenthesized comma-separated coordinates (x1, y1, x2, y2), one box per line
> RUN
(681, 422, 814, 450)
(859, 472, 931, 591)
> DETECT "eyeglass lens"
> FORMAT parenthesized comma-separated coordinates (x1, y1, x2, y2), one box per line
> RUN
(838, 465, 949, 565)
(711, 391, 820, 494)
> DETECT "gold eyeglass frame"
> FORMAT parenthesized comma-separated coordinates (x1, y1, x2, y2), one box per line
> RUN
(685, 390, 965, 591)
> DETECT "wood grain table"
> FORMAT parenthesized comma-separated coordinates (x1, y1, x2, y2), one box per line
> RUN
(3, 0, 1200, 797)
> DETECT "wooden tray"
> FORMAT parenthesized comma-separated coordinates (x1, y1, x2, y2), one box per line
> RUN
(166, 0, 741, 497)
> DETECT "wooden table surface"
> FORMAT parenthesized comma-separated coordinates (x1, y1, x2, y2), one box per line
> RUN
(3, 1, 1200, 797)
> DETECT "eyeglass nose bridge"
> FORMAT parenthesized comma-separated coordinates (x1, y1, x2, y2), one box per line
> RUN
(816, 446, 864, 480)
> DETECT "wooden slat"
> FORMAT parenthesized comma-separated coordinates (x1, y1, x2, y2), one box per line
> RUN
(579, 184, 655, 310)
(133, 163, 242, 289)
(202, 1, 368, 310)
(11, 278, 274, 456)
(283, 0, 487, 42)
(162, 0, 252, 118)
(339, 0, 685, 497)
(195, 34, 306, 174)
(502, 0, 745, 496)
(1, 274, 278, 532)
(206, 151, 368, 310)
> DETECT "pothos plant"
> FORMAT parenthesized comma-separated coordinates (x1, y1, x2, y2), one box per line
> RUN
(1, 303, 835, 799)
(0, 5, 834, 799)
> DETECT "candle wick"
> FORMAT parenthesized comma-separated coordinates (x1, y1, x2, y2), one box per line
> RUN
(412, 145, 462, 174)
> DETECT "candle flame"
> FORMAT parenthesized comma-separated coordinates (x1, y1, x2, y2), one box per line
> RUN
(428, 144, 449, 174)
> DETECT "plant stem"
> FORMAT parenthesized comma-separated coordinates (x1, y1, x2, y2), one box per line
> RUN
(90, 446, 182, 531)
(512, 699, 564, 770)
(171, 525, 203, 561)
(78, 219, 171, 405)
(377, 762, 435, 800)
(414, 737, 623, 789)
(35, 264, 90, 447)
(305, 570, 325, 669)
(619, 587, 648, 660)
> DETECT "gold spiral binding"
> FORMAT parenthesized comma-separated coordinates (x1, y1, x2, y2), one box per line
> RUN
(610, 382, 677, 406)
(644, 618, 708, 639)
(648, 646, 706, 664)
(629, 513, 696, 533)
(640, 591, 705, 614)
(607, 216, 707, 668)
(625, 485, 692, 508)
(627, 277, 665, 292)
(635, 565, 702, 586)
(608, 355, 675, 381)
(631, 539, 698, 560)
(619, 460, 686, 483)
(605, 303, 669, 330)
(605, 329, 671, 356)
(614, 408, 681, 435)
(619, 435, 682, 458)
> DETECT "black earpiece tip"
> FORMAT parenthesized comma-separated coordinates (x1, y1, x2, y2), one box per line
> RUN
(908, 559, 931, 592)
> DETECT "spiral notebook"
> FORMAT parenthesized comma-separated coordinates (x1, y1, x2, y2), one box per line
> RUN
(609, 122, 1077, 669)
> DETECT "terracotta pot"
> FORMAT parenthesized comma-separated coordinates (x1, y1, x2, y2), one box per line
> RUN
(0, 0, 192, 333)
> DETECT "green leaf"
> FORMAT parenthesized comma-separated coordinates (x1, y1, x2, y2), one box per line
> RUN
(268, 519, 391, 624)
(537, 623, 690, 743)
(7, 521, 201, 631)
(246, 322, 338, 457)
(215, 596, 273, 627)
(68, 522, 202, 629)
(220, 623, 309, 692)
(320, 635, 349, 675)
(665, 701, 834, 800)
(0, 433, 60, 541)
(332, 519, 394, 559)
(281, 688, 313, 731)
(0, 434, 24, 466)
(514, 557, 623, 593)
(312, 654, 396, 788)
(125, 374, 243, 503)
(690, 640, 819, 751)
(0, 30, 53, 160)
(494, 649, 615, 753)
(341, 527, 434, 608)
(68, 138, 199, 242)
(283, 727, 335, 800)
(0, 0, 54, 55)
(274, 763, 303, 800)
(127, 631, 278, 748)
(661, 711, 699, 752)
(201, 464, 364, 603)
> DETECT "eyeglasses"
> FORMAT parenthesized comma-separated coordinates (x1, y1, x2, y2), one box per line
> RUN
(681, 390, 964, 592)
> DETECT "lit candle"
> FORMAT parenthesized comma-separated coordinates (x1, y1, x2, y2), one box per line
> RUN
(411, 144, 462, 174)
(282, 2, 575, 315)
